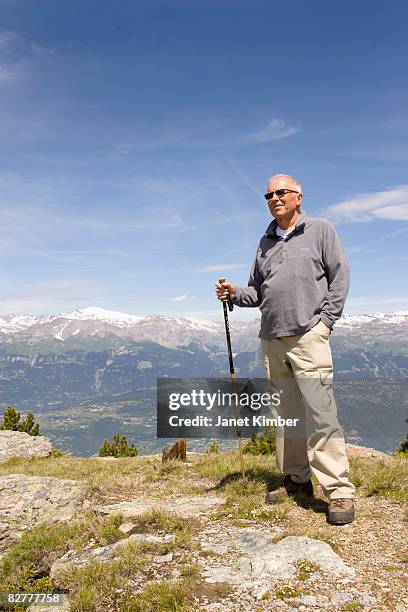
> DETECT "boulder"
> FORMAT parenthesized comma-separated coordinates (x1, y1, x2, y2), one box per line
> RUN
(50, 533, 175, 587)
(0, 474, 88, 550)
(201, 528, 355, 586)
(0, 430, 53, 463)
(93, 494, 226, 519)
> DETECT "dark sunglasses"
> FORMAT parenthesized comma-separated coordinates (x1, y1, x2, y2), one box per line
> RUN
(264, 189, 299, 200)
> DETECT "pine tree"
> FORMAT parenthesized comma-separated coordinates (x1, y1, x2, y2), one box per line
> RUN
(98, 433, 138, 457)
(207, 440, 219, 454)
(0, 406, 40, 436)
(99, 439, 112, 457)
(19, 412, 40, 436)
(396, 418, 408, 456)
(111, 433, 120, 457)
(1, 406, 20, 430)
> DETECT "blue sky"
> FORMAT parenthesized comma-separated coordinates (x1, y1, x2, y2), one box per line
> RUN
(0, 0, 407, 320)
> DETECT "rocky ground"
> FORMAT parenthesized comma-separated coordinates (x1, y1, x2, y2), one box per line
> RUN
(0, 433, 407, 611)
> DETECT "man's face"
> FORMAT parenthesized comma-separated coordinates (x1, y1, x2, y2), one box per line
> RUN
(266, 177, 303, 222)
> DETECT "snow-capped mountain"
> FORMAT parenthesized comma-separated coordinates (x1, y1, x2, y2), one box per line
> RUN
(0, 307, 406, 456)
(336, 311, 408, 328)
(0, 306, 407, 354)
(63, 307, 144, 327)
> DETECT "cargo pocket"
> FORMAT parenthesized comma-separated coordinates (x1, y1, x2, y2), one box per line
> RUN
(300, 323, 333, 372)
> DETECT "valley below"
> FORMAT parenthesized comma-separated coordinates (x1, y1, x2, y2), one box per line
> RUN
(0, 308, 407, 456)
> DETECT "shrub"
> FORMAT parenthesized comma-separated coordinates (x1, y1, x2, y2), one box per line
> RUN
(207, 440, 219, 453)
(98, 433, 139, 457)
(395, 418, 408, 457)
(243, 427, 276, 455)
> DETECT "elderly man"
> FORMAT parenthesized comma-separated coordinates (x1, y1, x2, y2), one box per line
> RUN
(215, 173, 355, 525)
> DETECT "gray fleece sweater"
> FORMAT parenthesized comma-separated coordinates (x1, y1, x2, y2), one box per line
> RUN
(232, 211, 350, 338)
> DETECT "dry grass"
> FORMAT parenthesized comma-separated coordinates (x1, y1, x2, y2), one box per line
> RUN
(349, 455, 408, 501)
(1, 448, 407, 610)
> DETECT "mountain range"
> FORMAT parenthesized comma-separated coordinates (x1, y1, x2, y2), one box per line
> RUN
(0, 307, 407, 455)
(1, 306, 408, 356)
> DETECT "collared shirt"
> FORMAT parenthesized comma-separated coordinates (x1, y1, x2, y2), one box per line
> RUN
(232, 211, 350, 338)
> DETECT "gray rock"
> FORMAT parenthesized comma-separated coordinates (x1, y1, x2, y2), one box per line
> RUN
(50, 532, 175, 587)
(118, 521, 139, 535)
(331, 591, 354, 604)
(27, 594, 70, 611)
(153, 552, 173, 563)
(201, 542, 229, 555)
(358, 594, 377, 606)
(253, 584, 270, 600)
(0, 474, 88, 548)
(297, 594, 328, 606)
(128, 533, 175, 544)
(202, 529, 354, 586)
(202, 565, 245, 585)
(235, 531, 355, 579)
(0, 431, 53, 462)
(93, 494, 226, 519)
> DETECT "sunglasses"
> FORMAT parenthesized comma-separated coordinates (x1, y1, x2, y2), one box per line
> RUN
(264, 189, 299, 200)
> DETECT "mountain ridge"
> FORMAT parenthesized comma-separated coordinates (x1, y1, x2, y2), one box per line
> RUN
(1, 307, 408, 354)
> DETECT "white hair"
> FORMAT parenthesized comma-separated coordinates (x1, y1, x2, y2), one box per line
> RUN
(269, 173, 303, 194)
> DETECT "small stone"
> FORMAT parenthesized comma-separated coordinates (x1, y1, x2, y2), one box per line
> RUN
(297, 595, 315, 605)
(118, 522, 138, 535)
(27, 594, 70, 611)
(201, 542, 228, 554)
(358, 594, 376, 606)
(129, 533, 175, 544)
(331, 592, 354, 604)
(253, 584, 269, 600)
(153, 552, 173, 563)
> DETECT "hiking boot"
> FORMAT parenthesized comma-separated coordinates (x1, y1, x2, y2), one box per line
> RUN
(265, 475, 314, 504)
(327, 498, 355, 525)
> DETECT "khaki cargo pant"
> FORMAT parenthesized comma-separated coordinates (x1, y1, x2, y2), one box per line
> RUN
(261, 320, 355, 500)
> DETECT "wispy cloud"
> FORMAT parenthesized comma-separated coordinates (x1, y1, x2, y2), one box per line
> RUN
(171, 295, 196, 302)
(225, 157, 264, 198)
(246, 118, 299, 143)
(198, 264, 247, 272)
(324, 186, 408, 223)
(0, 30, 53, 58)
(111, 118, 299, 152)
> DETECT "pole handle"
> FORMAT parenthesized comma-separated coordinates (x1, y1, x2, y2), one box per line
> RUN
(218, 277, 234, 312)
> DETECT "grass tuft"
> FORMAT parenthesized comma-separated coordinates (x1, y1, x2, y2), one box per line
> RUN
(295, 560, 320, 581)
(350, 455, 408, 501)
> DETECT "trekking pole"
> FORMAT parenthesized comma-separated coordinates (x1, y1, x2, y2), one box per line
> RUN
(218, 277, 245, 479)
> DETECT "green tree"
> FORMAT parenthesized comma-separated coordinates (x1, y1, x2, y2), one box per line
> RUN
(99, 439, 112, 457)
(0, 406, 40, 436)
(207, 440, 219, 454)
(396, 418, 408, 456)
(243, 427, 276, 455)
(98, 433, 139, 457)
